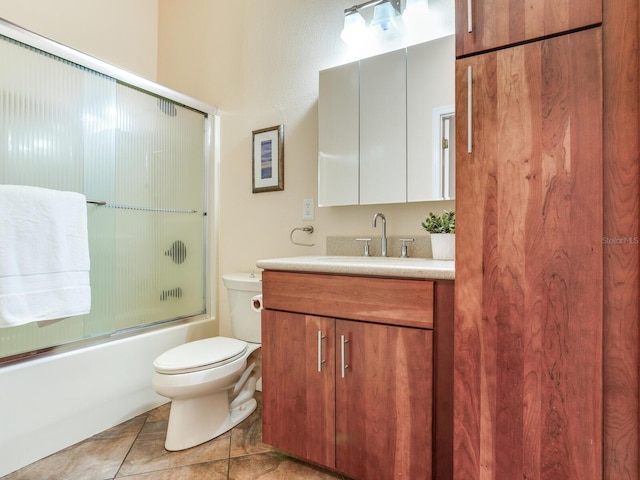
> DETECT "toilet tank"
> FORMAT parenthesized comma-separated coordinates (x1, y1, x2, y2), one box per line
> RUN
(222, 272, 262, 343)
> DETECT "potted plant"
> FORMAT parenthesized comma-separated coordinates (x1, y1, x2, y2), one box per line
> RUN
(421, 210, 455, 260)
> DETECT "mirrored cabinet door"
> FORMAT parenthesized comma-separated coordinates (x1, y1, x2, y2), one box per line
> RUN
(317, 35, 455, 207)
(318, 61, 359, 207)
(407, 35, 455, 202)
(360, 49, 407, 205)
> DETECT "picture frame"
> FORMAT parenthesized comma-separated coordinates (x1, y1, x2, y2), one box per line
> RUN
(252, 124, 284, 193)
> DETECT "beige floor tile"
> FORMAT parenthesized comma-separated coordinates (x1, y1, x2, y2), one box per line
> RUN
(117, 418, 231, 477)
(114, 458, 228, 479)
(3, 416, 146, 480)
(144, 402, 170, 424)
(230, 394, 273, 457)
(229, 452, 345, 480)
(3, 392, 352, 480)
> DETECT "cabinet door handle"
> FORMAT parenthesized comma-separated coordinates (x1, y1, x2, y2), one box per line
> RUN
(340, 334, 350, 378)
(467, 65, 473, 153)
(467, 0, 473, 33)
(317, 330, 326, 372)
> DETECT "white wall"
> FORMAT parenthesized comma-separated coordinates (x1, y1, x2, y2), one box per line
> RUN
(0, 0, 158, 81)
(157, 0, 455, 336)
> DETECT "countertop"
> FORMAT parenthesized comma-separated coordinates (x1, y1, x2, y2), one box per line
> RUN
(256, 255, 455, 280)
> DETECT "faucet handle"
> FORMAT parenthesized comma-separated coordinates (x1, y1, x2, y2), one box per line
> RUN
(399, 238, 415, 258)
(356, 238, 372, 257)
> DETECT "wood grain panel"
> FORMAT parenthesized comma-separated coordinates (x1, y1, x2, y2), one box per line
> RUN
(454, 47, 498, 480)
(262, 271, 434, 329)
(433, 281, 455, 480)
(603, 0, 640, 478)
(455, 0, 602, 57)
(261, 311, 336, 467)
(454, 29, 603, 479)
(335, 320, 433, 480)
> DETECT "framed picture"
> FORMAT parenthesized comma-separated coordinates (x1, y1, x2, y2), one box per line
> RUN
(252, 124, 284, 193)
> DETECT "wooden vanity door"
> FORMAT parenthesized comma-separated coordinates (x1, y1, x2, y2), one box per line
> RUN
(454, 28, 603, 479)
(335, 319, 433, 480)
(261, 311, 336, 468)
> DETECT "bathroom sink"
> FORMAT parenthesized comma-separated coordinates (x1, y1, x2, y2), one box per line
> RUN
(318, 255, 439, 265)
(256, 255, 455, 280)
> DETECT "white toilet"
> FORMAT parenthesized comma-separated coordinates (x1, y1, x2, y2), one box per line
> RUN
(152, 272, 262, 451)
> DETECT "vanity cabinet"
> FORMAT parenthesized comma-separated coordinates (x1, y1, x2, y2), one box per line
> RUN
(454, 27, 603, 479)
(455, 0, 601, 57)
(261, 271, 454, 479)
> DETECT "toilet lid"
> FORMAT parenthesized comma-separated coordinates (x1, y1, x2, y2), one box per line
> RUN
(153, 337, 248, 374)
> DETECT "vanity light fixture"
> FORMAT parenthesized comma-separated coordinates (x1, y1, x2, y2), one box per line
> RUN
(370, 1, 401, 36)
(341, 0, 401, 45)
(340, 10, 368, 45)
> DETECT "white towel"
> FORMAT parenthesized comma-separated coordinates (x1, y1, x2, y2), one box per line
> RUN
(0, 185, 91, 327)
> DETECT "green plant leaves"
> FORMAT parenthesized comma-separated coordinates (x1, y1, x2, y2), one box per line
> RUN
(421, 210, 455, 234)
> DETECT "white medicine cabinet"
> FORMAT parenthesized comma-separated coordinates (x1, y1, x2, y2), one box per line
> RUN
(318, 34, 455, 207)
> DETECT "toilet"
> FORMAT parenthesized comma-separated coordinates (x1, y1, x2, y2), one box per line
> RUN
(152, 272, 262, 451)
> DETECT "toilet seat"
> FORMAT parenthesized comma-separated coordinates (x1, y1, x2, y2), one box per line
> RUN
(153, 337, 248, 375)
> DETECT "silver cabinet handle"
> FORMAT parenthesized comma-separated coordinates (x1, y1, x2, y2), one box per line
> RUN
(340, 334, 349, 378)
(467, 0, 473, 33)
(317, 330, 326, 372)
(467, 65, 473, 153)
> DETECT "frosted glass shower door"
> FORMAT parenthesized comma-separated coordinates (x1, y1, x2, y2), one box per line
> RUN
(0, 31, 209, 360)
(111, 84, 206, 331)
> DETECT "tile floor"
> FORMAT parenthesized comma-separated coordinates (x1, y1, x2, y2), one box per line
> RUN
(2, 393, 346, 480)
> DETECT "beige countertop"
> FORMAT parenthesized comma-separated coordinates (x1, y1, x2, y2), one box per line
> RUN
(256, 255, 455, 280)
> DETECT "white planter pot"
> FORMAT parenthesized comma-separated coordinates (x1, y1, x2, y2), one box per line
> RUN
(430, 233, 455, 260)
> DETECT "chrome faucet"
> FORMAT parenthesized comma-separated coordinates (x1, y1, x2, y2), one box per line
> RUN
(372, 213, 387, 257)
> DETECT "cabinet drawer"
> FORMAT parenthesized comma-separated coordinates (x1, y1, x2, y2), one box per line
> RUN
(455, 0, 602, 57)
(262, 271, 434, 329)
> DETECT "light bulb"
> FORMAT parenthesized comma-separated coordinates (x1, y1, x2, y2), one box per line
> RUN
(370, 2, 400, 36)
(340, 11, 367, 45)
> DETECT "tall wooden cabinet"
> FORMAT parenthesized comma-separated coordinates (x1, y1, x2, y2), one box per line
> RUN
(454, 0, 640, 478)
(455, 0, 601, 56)
(602, 2, 640, 478)
(455, 28, 603, 478)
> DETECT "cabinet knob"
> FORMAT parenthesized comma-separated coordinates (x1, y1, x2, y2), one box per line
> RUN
(399, 238, 415, 258)
(355, 238, 372, 256)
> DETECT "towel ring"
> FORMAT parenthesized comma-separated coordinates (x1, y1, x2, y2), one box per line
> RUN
(290, 226, 315, 247)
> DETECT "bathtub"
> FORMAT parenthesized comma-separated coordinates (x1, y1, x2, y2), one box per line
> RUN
(0, 318, 214, 477)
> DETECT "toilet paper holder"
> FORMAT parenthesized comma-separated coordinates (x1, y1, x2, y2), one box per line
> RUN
(251, 294, 263, 312)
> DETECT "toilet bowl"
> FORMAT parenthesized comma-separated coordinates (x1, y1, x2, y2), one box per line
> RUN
(152, 272, 262, 451)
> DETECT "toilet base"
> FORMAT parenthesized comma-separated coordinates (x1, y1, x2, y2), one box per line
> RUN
(164, 391, 257, 451)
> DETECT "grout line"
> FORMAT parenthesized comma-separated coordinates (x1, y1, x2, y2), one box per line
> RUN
(113, 412, 150, 479)
(226, 426, 233, 479)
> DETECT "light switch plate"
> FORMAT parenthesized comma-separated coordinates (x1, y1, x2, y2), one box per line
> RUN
(302, 198, 314, 220)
